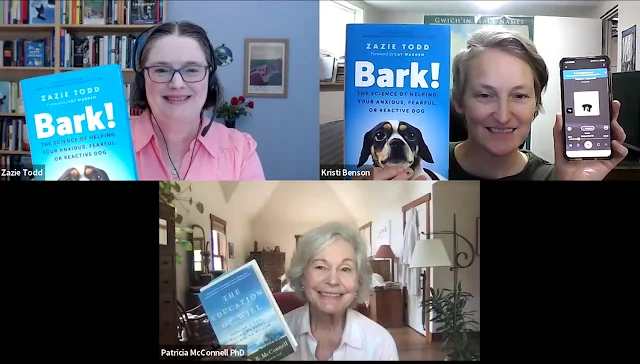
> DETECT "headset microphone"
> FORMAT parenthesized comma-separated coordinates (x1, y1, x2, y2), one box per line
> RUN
(201, 113, 215, 137)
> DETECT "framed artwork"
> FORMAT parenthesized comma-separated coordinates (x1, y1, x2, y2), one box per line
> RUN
(244, 38, 289, 98)
(159, 218, 168, 246)
(621, 25, 637, 72)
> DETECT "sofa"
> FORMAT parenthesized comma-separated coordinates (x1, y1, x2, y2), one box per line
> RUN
(273, 291, 370, 317)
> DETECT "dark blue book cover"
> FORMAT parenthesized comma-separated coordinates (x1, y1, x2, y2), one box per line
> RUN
(29, 0, 55, 25)
(198, 260, 297, 361)
(20, 64, 137, 181)
(344, 24, 451, 180)
(25, 41, 45, 67)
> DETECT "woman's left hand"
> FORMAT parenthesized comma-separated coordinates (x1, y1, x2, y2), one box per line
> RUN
(553, 100, 628, 180)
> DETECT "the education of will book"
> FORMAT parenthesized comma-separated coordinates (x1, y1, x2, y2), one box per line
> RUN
(198, 260, 297, 361)
(344, 24, 451, 180)
(19, 64, 137, 181)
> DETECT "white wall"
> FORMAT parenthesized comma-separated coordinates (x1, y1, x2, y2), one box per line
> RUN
(173, 182, 254, 305)
(431, 181, 481, 333)
(356, 181, 436, 336)
(531, 16, 602, 163)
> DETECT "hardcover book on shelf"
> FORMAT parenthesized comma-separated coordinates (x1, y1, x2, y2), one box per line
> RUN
(343, 24, 451, 180)
(20, 64, 138, 181)
(199, 260, 297, 361)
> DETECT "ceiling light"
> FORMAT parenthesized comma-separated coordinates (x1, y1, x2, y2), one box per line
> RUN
(474, 1, 507, 9)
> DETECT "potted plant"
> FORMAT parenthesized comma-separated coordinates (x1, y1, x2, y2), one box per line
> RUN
(159, 181, 206, 263)
(421, 281, 480, 361)
(216, 95, 254, 128)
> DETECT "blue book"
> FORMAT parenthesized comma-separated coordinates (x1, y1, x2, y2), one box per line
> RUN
(29, 0, 55, 25)
(25, 41, 46, 67)
(344, 24, 451, 180)
(198, 260, 297, 361)
(20, 64, 137, 181)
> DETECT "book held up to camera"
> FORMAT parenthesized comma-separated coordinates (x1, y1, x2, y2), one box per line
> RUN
(343, 23, 452, 180)
(19, 64, 138, 181)
(198, 259, 298, 361)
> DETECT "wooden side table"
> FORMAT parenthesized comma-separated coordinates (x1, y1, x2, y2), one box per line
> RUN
(369, 287, 404, 328)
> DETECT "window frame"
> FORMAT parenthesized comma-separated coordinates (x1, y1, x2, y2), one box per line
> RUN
(319, 0, 364, 56)
(210, 214, 228, 272)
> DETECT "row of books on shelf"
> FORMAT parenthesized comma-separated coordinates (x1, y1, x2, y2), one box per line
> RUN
(1, 0, 164, 26)
(2, 34, 137, 68)
(1, 37, 55, 67)
(60, 32, 136, 69)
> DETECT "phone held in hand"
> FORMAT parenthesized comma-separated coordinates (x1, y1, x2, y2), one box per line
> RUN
(559, 56, 613, 161)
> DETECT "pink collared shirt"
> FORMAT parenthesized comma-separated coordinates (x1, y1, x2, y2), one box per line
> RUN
(282, 304, 399, 361)
(131, 111, 265, 180)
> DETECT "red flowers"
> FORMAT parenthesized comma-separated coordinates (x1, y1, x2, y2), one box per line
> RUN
(216, 95, 255, 123)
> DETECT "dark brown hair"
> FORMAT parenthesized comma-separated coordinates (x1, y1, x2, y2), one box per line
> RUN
(130, 21, 224, 112)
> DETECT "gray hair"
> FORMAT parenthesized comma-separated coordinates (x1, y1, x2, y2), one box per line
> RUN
(452, 28, 549, 117)
(286, 222, 372, 305)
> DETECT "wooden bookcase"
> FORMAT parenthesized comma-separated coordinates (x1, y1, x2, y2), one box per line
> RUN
(0, 1, 168, 158)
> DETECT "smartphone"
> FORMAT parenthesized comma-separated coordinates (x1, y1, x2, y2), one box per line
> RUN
(559, 56, 613, 160)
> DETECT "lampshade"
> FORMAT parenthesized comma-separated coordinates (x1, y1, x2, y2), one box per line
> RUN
(409, 239, 452, 268)
(375, 244, 395, 259)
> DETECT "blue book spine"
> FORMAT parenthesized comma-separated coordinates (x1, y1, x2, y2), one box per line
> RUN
(25, 41, 45, 67)
(20, 64, 138, 181)
(198, 260, 297, 361)
(344, 24, 451, 180)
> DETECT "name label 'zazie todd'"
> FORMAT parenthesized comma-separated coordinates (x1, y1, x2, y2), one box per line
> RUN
(33, 102, 118, 140)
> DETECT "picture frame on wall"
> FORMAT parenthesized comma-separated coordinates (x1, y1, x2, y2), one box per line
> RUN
(244, 38, 289, 98)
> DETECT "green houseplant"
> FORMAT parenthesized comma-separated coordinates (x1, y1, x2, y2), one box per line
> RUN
(159, 181, 206, 263)
(421, 281, 480, 361)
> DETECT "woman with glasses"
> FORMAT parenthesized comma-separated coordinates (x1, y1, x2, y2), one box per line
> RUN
(130, 21, 265, 180)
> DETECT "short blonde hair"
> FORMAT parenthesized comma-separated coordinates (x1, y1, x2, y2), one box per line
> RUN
(452, 28, 549, 117)
(286, 222, 372, 304)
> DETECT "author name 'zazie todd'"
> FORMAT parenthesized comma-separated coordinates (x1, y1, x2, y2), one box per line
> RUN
(32, 102, 119, 140)
(40, 87, 100, 102)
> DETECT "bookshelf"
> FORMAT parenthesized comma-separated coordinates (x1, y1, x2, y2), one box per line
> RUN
(0, 0, 167, 162)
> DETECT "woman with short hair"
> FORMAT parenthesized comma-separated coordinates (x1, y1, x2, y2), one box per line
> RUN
(283, 222, 399, 361)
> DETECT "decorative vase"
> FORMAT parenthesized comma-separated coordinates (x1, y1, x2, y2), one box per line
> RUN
(224, 118, 237, 128)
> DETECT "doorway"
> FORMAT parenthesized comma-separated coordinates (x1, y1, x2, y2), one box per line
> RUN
(602, 6, 618, 72)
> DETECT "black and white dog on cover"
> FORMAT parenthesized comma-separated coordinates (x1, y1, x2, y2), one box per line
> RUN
(357, 120, 444, 180)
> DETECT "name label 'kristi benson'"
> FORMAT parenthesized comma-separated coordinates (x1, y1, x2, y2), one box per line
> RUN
(354, 61, 441, 89)
(32, 102, 118, 140)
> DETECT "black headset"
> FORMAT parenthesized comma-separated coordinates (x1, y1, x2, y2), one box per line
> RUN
(133, 21, 219, 137)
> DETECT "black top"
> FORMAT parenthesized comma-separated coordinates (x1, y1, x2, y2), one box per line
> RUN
(449, 142, 556, 181)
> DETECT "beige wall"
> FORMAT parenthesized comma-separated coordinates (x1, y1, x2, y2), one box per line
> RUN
(431, 181, 481, 333)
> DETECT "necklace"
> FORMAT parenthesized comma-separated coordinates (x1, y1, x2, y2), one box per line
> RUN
(151, 113, 198, 180)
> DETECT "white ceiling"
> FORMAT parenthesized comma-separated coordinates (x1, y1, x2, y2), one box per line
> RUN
(220, 181, 433, 224)
(362, 1, 602, 16)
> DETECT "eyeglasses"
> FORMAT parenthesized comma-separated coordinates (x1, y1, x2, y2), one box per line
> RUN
(144, 65, 211, 83)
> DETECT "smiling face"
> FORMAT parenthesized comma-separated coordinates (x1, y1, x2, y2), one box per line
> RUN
(456, 49, 538, 156)
(143, 34, 209, 121)
(302, 238, 359, 315)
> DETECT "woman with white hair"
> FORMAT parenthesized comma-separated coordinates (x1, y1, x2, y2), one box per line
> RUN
(283, 222, 399, 361)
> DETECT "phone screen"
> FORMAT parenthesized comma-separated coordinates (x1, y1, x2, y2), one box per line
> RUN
(561, 57, 612, 159)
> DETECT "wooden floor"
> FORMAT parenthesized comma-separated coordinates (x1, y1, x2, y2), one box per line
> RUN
(388, 327, 446, 361)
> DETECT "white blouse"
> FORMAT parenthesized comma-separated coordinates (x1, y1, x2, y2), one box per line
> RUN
(282, 304, 399, 361)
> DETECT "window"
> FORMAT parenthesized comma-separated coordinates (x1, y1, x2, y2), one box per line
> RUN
(319, 1, 363, 56)
(194, 248, 202, 272)
(210, 214, 228, 272)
